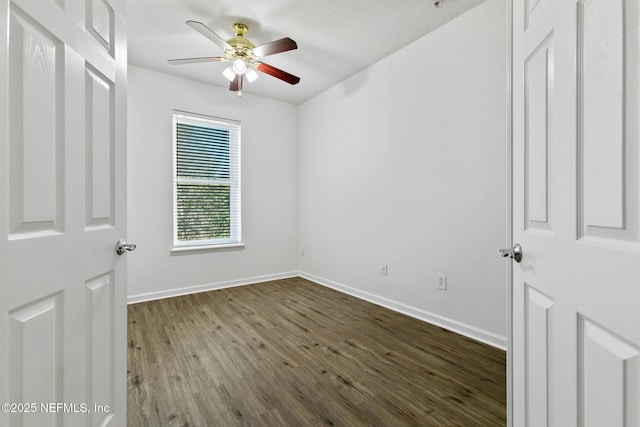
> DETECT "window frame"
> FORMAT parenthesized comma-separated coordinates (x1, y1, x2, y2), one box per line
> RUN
(171, 111, 242, 252)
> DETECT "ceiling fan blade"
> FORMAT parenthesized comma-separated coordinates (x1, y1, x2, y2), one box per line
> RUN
(186, 20, 232, 51)
(255, 62, 300, 85)
(229, 74, 244, 92)
(167, 56, 227, 65)
(252, 37, 298, 58)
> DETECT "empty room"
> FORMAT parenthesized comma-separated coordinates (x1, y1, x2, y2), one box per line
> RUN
(1, 0, 639, 426)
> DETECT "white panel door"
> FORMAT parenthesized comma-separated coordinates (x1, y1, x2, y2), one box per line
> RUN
(512, 0, 640, 425)
(0, 0, 128, 425)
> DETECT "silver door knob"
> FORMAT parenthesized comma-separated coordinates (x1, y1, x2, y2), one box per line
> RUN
(116, 239, 136, 255)
(499, 243, 522, 263)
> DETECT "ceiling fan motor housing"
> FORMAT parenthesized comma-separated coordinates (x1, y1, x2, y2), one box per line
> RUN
(225, 23, 256, 61)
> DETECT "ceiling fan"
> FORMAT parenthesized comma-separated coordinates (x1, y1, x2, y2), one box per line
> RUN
(168, 21, 301, 96)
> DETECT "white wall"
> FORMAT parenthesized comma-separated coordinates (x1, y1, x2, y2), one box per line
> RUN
(298, 0, 507, 347)
(127, 66, 299, 302)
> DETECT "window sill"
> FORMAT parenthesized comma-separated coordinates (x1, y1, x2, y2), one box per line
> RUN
(170, 243, 245, 255)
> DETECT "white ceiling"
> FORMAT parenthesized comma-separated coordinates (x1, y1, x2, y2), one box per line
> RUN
(128, 0, 485, 105)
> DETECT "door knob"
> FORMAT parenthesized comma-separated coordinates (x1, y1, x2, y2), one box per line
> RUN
(499, 243, 522, 263)
(116, 239, 136, 255)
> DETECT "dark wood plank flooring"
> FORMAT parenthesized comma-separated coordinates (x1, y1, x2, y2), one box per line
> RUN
(127, 277, 506, 426)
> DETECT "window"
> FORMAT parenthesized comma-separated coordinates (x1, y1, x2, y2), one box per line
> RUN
(173, 112, 241, 249)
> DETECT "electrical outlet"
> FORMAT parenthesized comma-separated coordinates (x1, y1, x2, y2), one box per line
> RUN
(381, 264, 388, 276)
(437, 274, 447, 290)
(300, 248, 305, 256)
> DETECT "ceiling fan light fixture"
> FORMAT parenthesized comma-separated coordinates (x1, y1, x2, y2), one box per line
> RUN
(245, 67, 259, 83)
(232, 59, 247, 75)
(222, 66, 236, 81)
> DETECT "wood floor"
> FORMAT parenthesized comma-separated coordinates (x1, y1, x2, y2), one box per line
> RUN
(127, 277, 506, 426)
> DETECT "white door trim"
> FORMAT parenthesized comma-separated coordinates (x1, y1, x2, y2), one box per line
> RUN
(505, 0, 514, 426)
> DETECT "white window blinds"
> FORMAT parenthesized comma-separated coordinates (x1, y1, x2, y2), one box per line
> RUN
(173, 112, 241, 247)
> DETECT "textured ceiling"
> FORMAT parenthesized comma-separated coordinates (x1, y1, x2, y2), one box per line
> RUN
(128, 0, 485, 104)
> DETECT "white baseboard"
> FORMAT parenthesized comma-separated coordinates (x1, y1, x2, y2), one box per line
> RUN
(127, 271, 299, 305)
(300, 272, 507, 350)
